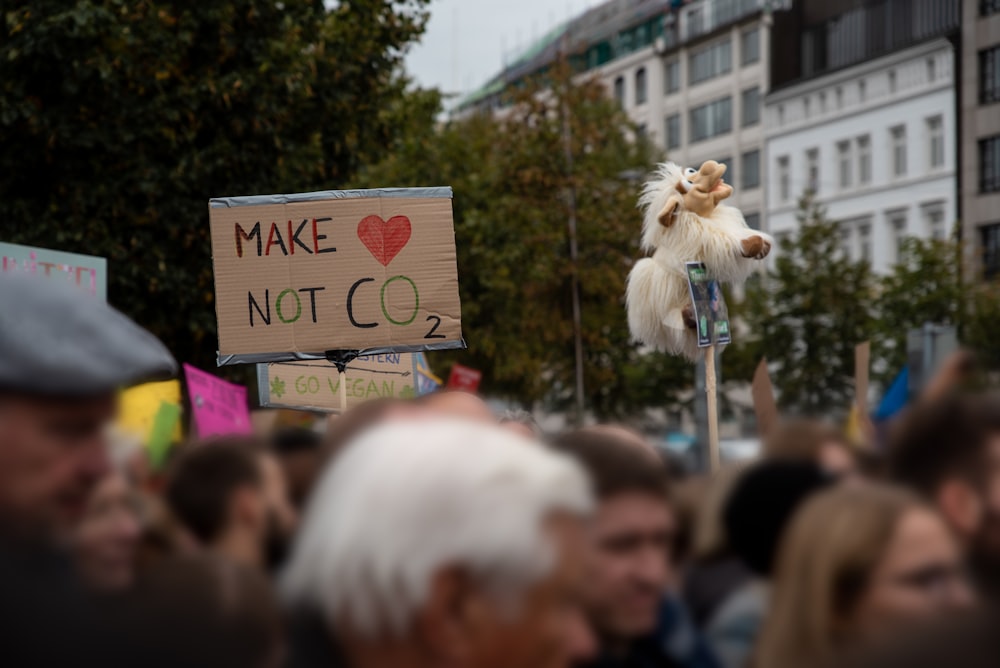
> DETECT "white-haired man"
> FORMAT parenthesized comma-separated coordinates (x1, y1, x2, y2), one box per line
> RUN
(282, 418, 597, 668)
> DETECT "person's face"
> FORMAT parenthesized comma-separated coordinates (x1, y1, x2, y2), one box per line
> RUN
(73, 471, 141, 591)
(850, 508, 973, 640)
(465, 514, 596, 668)
(0, 394, 113, 538)
(579, 491, 675, 640)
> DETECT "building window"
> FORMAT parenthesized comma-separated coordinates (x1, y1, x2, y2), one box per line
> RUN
(741, 27, 760, 66)
(635, 68, 648, 105)
(806, 148, 819, 192)
(778, 155, 790, 203)
(803, 96, 811, 118)
(744, 212, 760, 230)
(888, 70, 897, 93)
(742, 150, 760, 190)
(636, 123, 647, 140)
(719, 156, 733, 184)
(689, 39, 732, 86)
(840, 225, 853, 259)
(923, 203, 946, 240)
(742, 87, 760, 127)
(857, 135, 872, 185)
(689, 96, 732, 143)
(927, 57, 937, 82)
(819, 91, 827, 113)
(664, 59, 681, 94)
(859, 223, 872, 262)
(927, 116, 944, 169)
(859, 79, 867, 102)
(888, 210, 908, 263)
(981, 135, 1000, 192)
(837, 141, 852, 189)
(835, 87, 843, 109)
(983, 223, 1000, 280)
(665, 113, 681, 150)
(891, 125, 907, 177)
(981, 46, 1000, 104)
(777, 104, 784, 124)
(613, 76, 625, 106)
(983, 0, 1000, 17)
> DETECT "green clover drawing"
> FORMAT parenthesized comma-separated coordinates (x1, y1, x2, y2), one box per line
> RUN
(270, 377, 286, 399)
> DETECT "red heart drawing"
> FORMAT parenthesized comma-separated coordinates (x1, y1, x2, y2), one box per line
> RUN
(357, 215, 412, 266)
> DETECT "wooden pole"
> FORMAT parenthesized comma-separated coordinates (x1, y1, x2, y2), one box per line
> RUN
(705, 345, 720, 473)
(338, 369, 348, 414)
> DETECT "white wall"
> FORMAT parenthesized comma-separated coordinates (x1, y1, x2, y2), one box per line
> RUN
(764, 39, 957, 274)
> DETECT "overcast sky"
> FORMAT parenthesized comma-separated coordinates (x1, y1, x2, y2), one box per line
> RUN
(405, 0, 600, 99)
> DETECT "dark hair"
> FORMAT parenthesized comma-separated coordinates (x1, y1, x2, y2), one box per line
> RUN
(722, 459, 831, 577)
(550, 429, 667, 499)
(269, 427, 323, 455)
(165, 439, 264, 544)
(888, 394, 1000, 497)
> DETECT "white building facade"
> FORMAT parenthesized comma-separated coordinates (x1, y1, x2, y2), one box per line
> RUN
(764, 39, 957, 274)
(594, 5, 771, 227)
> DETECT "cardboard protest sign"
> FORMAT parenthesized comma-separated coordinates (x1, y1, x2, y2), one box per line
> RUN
(209, 188, 463, 365)
(183, 364, 253, 438)
(751, 358, 779, 437)
(446, 363, 482, 392)
(118, 380, 183, 443)
(685, 262, 730, 348)
(0, 242, 107, 300)
(258, 353, 418, 413)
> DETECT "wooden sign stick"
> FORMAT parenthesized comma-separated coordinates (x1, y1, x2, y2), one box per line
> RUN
(338, 369, 348, 414)
(705, 345, 720, 473)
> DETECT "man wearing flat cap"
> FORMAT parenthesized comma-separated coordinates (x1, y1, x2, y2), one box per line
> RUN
(0, 272, 176, 666)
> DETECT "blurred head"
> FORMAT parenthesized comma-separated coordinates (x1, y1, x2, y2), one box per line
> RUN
(282, 419, 595, 668)
(723, 459, 831, 577)
(499, 409, 541, 439)
(269, 427, 323, 511)
(166, 438, 288, 570)
(889, 395, 1000, 581)
(756, 484, 973, 668)
(551, 429, 673, 643)
(419, 390, 495, 423)
(765, 419, 858, 478)
(72, 470, 141, 592)
(0, 393, 113, 539)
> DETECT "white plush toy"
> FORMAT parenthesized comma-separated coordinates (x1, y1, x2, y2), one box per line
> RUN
(626, 160, 773, 360)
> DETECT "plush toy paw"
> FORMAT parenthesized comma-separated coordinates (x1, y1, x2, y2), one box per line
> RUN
(682, 304, 697, 330)
(741, 235, 771, 259)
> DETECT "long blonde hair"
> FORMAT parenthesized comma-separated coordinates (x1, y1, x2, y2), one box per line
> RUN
(754, 484, 923, 668)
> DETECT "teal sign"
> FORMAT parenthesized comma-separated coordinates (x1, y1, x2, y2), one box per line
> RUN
(0, 242, 107, 300)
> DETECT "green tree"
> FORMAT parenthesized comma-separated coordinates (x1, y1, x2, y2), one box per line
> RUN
(875, 237, 962, 382)
(733, 193, 877, 414)
(0, 0, 429, 375)
(357, 63, 691, 419)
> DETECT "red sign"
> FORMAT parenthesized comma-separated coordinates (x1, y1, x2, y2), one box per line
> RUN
(446, 364, 482, 392)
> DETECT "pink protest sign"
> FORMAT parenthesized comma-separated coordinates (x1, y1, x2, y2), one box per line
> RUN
(183, 364, 253, 438)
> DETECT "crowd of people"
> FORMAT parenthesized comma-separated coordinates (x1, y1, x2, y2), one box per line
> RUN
(2, 273, 999, 668)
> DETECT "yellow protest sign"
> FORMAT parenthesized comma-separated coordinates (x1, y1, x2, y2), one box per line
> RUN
(117, 380, 183, 444)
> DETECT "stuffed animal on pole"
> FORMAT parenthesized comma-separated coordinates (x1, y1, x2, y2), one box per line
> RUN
(626, 160, 772, 360)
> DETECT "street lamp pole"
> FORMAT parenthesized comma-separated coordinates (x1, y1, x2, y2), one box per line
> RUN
(561, 88, 586, 426)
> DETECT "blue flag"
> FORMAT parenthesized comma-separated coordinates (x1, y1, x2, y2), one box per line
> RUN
(874, 367, 909, 421)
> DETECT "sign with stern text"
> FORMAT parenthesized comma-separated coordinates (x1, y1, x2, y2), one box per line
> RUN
(209, 188, 464, 365)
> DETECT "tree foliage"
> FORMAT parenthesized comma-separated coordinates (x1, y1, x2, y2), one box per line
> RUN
(356, 63, 691, 419)
(0, 0, 430, 375)
(732, 194, 877, 414)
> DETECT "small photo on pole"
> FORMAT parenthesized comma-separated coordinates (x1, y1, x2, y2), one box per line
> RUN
(685, 262, 731, 347)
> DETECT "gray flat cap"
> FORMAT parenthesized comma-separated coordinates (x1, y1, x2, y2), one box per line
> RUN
(0, 273, 177, 395)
